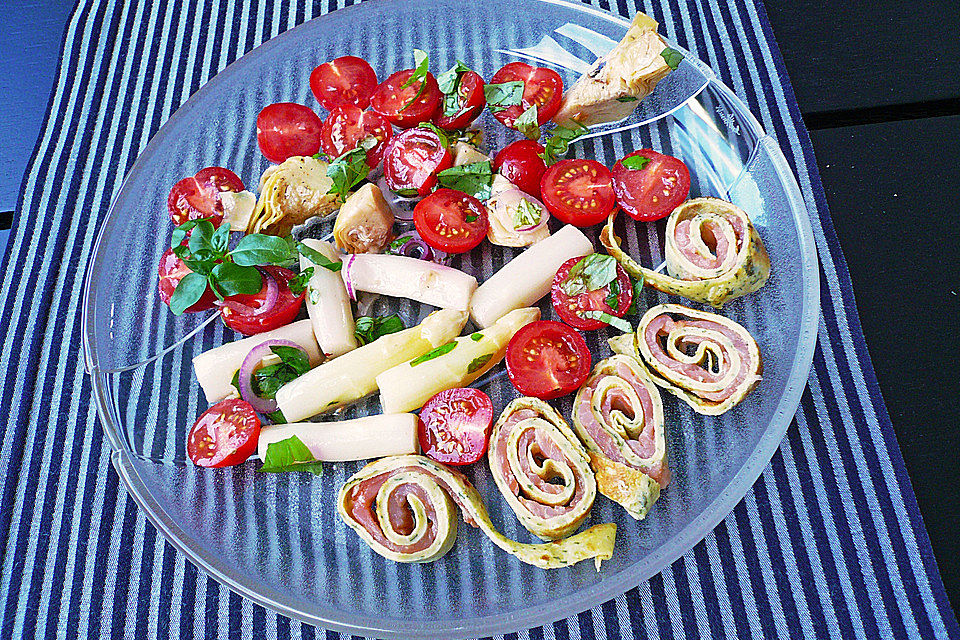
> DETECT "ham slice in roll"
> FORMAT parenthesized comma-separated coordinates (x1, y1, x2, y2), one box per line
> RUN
(614, 303, 762, 415)
(571, 355, 666, 520)
(337, 455, 616, 569)
(489, 398, 596, 540)
(600, 198, 770, 308)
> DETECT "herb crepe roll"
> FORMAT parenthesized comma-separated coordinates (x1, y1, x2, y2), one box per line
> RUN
(572, 355, 666, 520)
(337, 455, 616, 569)
(615, 303, 762, 415)
(601, 198, 770, 308)
(489, 398, 597, 540)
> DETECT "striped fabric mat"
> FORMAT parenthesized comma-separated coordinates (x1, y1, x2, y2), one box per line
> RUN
(0, 0, 956, 638)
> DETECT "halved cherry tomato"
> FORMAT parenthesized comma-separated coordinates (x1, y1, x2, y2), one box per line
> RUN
(505, 321, 591, 400)
(256, 103, 323, 163)
(187, 399, 261, 468)
(220, 266, 305, 336)
(157, 248, 217, 312)
(494, 140, 546, 199)
(612, 149, 691, 221)
(418, 388, 494, 465)
(540, 159, 616, 227)
(435, 70, 486, 130)
(413, 189, 488, 253)
(551, 256, 633, 330)
(490, 62, 563, 129)
(370, 69, 442, 128)
(320, 105, 392, 166)
(309, 55, 378, 111)
(382, 127, 452, 197)
(167, 167, 244, 227)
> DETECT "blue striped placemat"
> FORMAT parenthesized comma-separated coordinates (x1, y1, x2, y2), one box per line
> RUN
(0, 0, 956, 638)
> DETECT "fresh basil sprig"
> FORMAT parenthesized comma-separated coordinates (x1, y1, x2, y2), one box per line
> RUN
(513, 104, 540, 140)
(541, 121, 589, 165)
(436, 160, 493, 200)
(354, 314, 405, 346)
(560, 254, 618, 297)
(259, 434, 323, 475)
(484, 81, 524, 113)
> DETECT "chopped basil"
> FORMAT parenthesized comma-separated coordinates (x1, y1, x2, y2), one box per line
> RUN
(470, 332, 484, 341)
(437, 61, 474, 117)
(326, 146, 370, 202)
(288, 267, 314, 295)
(417, 121, 449, 148)
(621, 154, 652, 171)
(259, 435, 323, 475)
(230, 370, 242, 395)
(354, 314, 405, 346)
(580, 310, 633, 333)
(253, 345, 311, 400)
(264, 409, 287, 425)
(626, 275, 645, 316)
(660, 47, 683, 70)
(436, 161, 493, 200)
(540, 121, 589, 165)
(560, 254, 618, 297)
(512, 197, 542, 230)
(410, 341, 456, 366)
(297, 242, 342, 272)
(466, 353, 493, 374)
(484, 81, 524, 113)
(400, 49, 430, 111)
(616, 95, 639, 103)
(605, 277, 621, 310)
(513, 104, 540, 140)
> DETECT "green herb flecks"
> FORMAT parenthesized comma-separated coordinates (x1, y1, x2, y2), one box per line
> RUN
(466, 353, 493, 374)
(514, 104, 540, 140)
(484, 81, 524, 113)
(410, 342, 456, 366)
(259, 435, 323, 475)
(354, 314, 405, 346)
(437, 61, 474, 118)
(660, 47, 683, 70)
(560, 254, 618, 297)
(436, 161, 493, 200)
(540, 121, 589, 165)
(288, 267, 314, 295)
(326, 146, 370, 202)
(297, 242, 342, 272)
(621, 154, 652, 171)
(512, 197, 542, 230)
(470, 332, 484, 341)
(580, 310, 633, 333)
(616, 96, 639, 103)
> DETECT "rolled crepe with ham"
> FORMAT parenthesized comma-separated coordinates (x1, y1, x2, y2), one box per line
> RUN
(337, 454, 616, 569)
(618, 303, 762, 415)
(489, 398, 596, 540)
(600, 198, 770, 308)
(571, 355, 666, 520)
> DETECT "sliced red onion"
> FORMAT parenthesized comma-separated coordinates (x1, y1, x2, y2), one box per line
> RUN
(489, 189, 549, 234)
(342, 254, 357, 301)
(386, 230, 449, 264)
(215, 267, 279, 317)
(375, 175, 419, 222)
(238, 339, 305, 414)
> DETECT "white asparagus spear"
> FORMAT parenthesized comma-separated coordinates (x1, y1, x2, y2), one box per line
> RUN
(469, 225, 593, 328)
(275, 309, 469, 421)
(192, 319, 321, 403)
(300, 239, 357, 358)
(257, 414, 419, 462)
(342, 253, 477, 311)
(377, 307, 540, 414)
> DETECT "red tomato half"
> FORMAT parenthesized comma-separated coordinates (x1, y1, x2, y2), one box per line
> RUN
(551, 256, 633, 330)
(187, 399, 261, 468)
(505, 321, 591, 400)
(540, 159, 616, 227)
(435, 71, 486, 130)
(494, 140, 546, 199)
(418, 388, 494, 465)
(220, 266, 305, 336)
(309, 55, 378, 111)
(158, 248, 217, 312)
(256, 103, 323, 163)
(370, 69, 442, 128)
(382, 127, 452, 196)
(612, 149, 691, 221)
(320, 106, 393, 166)
(413, 189, 488, 253)
(166, 167, 244, 227)
(490, 62, 563, 129)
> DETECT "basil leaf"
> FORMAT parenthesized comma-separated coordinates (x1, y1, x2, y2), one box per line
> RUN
(169, 272, 208, 315)
(512, 197, 542, 230)
(660, 47, 683, 70)
(264, 409, 287, 425)
(470, 332, 484, 341)
(466, 353, 493, 374)
(437, 61, 471, 94)
(271, 345, 311, 376)
(580, 310, 633, 333)
(417, 121, 449, 148)
(326, 147, 370, 202)
(410, 342, 456, 366)
(259, 435, 323, 475)
(541, 121, 589, 165)
(401, 49, 429, 88)
(288, 267, 314, 295)
(230, 369, 241, 395)
(616, 95, 639, 103)
(621, 154, 652, 171)
(514, 104, 540, 140)
(484, 81, 524, 113)
(560, 254, 618, 296)
(187, 219, 217, 260)
(297, 242, 342, 272)
(354, 314, 406, 346)
(211, 262, 262, 297)
(251, 346, 309, 400)
(626, 276, 645, 316)
(436, 161, 493, 200)
(605, 276, 621, 310)
(210, 223, 231, 253)
(229, 234, 294, 266)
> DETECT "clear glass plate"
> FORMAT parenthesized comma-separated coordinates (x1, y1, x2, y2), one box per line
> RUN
(81, 0, 819, 637)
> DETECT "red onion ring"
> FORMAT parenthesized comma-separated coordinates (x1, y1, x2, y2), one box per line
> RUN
(215, 267, 279, 317)
(238, 338, 305, 414)
(343, 254, 357, 301)
(387, 230, 449, 264)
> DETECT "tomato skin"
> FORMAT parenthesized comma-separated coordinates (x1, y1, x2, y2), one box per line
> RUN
(493, 140, 547, 199)
(158, 248, 217, 312)
(540, 159, 616, 227)
(417, 388, 494, 465)
(434, 71, 486, 130)
(220, 266, 305, 336)
(551, 256, 633, 331)
(256, 103, 324, 163)
(505, 321, 591, 400)
(382, 127, 453, 197)
(490, 62, 564, 128)
(187, 399, 261, 468)
(309, 55, 378, 111)
(167, 167, 244, 227)
(320, 106, 393, 166)
(370, 69, 442, 128)
(612, 149, 691, 221)
(413, 189, 488, 253)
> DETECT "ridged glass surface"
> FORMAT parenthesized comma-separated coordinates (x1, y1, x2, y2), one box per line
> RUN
(82, 0, 819, 637)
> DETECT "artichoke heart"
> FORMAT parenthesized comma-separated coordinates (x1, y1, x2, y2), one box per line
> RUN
(333, 183, 395, 254)
(246, 156, 339, 236)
